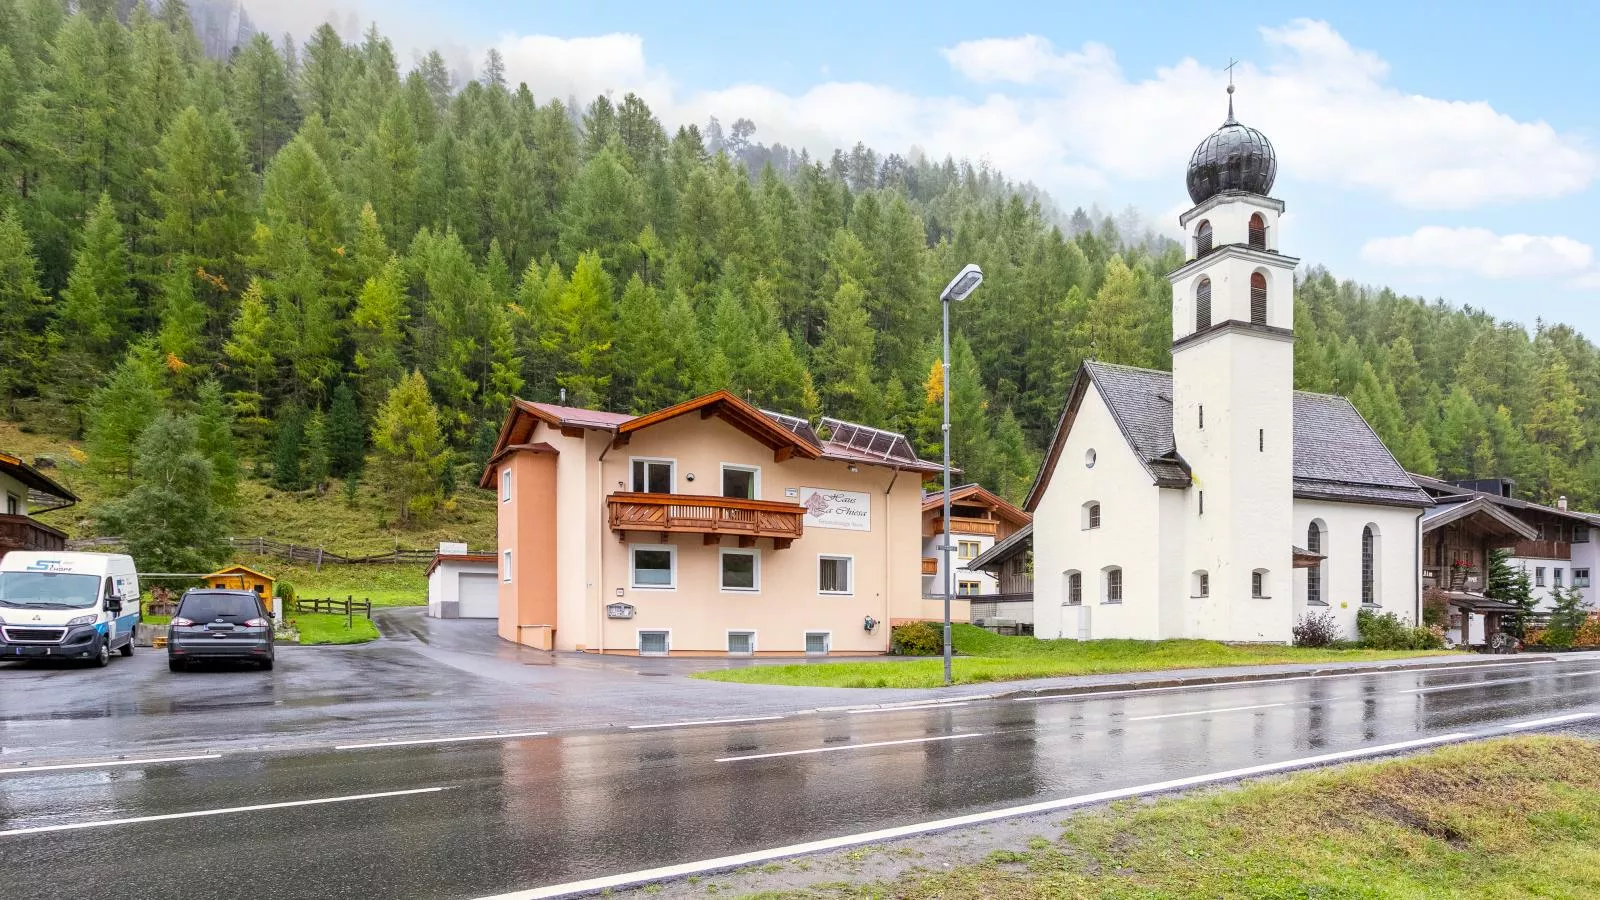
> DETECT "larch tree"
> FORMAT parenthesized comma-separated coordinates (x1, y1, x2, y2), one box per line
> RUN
(371, 370, 449, 524)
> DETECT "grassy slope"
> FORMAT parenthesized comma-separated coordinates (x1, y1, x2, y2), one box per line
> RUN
(4, 420, 489, 608)
(694, 624, 1458, 688)
(770, 736, 1600, 898)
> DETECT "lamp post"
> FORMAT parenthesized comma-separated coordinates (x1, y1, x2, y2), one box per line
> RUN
(939, 263, 984, 686)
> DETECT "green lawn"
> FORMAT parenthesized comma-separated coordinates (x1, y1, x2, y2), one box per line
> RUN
(693, 624, 1458, 688)
(769, 736, 1600, 898)
(289, 612, 380, 645)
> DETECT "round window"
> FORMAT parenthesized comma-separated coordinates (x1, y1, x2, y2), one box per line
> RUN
(1085, 449, 1097, 469)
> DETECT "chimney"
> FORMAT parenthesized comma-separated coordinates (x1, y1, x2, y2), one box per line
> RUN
(1559, 496, 1569, 511)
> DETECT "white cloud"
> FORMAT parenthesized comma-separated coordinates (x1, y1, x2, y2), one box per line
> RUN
(493, 33, 675, 109)
(1361, 226, 1595, 280)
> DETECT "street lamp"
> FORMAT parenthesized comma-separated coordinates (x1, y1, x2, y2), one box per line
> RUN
(939, 263, 983, 686)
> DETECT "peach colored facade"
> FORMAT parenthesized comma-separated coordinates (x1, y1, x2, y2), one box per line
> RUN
(483, 392, 966, 655)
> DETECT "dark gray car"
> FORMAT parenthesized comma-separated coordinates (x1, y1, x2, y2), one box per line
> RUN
(167, 589, 275, 671)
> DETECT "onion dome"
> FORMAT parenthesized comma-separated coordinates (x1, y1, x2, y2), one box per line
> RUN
(1185, 86, 1277, 204)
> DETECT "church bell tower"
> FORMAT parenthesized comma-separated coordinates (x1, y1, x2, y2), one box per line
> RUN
(1168, 85, 1299, 642)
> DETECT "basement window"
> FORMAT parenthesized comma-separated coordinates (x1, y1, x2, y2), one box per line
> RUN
(727, 631, 755, 656)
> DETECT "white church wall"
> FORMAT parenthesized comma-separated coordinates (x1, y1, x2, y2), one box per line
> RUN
(1032, 383, 1165, 641)
(1295, 499, 1423, 642)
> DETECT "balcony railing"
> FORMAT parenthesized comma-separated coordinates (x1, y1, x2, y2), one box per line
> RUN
(0, 514, 68, 559)
(607, 493, 805, 547)
(921, 557, 938, 575)
(1512, 540, 1571, 560)
(928, 516, 998, 537)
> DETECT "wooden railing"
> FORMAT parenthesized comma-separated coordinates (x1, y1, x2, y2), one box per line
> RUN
(607, 493, 805, 546)
(921, 557, 938, 575)
(1512, 540, 1571, 561)
(0, 514, 67, 557)
(927, 516, 998, 537)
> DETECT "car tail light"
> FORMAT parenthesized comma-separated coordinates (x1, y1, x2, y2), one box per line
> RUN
(171, 617, 194, 626)
(244, 617, 270, 627)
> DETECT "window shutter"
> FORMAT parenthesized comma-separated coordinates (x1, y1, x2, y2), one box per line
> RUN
(1250, 273, 1267, 325)
(1196, 278, 1211, 330)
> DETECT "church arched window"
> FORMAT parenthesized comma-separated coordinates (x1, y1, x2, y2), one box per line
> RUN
(1195, 220, 1213, 257)
(1250, 272, 1268, 324)
(1195, 277, 1212, 330)
(1307, 521, 1325, 606)
(1248, 213, 1267, 250)
(1362, 525, 1380, 605)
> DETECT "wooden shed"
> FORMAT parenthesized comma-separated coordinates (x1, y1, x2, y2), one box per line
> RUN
(204, 565, 276, 612)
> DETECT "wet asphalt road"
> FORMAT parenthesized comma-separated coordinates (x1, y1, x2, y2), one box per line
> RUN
(1, 655, 1598, 899)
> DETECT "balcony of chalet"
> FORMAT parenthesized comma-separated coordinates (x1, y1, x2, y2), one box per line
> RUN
(607, 492, 806, 548)
(1511, 539, 1572, 561)
(0, 514, 68, 559)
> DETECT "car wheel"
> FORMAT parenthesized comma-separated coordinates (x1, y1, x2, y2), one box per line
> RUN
(119, 639, 134, 657)
(168, 658, 185, 673)
(92, 639, 110, 668)
(260, 657, 274, 671)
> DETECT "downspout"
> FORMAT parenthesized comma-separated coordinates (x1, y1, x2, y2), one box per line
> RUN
(1414, 508, 1425, 626)
(594, 428, 617, 654)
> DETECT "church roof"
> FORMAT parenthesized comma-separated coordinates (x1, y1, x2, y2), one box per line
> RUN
(1024, 361, 1433, 511)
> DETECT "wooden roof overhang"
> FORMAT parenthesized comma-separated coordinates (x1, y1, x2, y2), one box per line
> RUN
(1422, 498, 1538, 544)
(0, 452, 78, 509)
(922, 483, 1032, 526)
(1292, 546, 1325, 569)
(478, 441, 560, 488)
(611, 390, 823, 463)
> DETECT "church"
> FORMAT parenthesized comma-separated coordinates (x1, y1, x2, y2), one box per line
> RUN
(1024, 88, 1433, 644)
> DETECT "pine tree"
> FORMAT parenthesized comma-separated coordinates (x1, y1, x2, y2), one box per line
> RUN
(147, 104, 252, 276)
(1525, 346, 1586, 501)
(303, 409, 330, 491)
(542, 251, 614, 407)
(156, 263, 206, 366)
(326, 382, 366, 479)
(0, 209, 51, 413)
(271, 405, 306, 491)
(85, 341, 168, 481)
(194, 378, 238, 509)
(223, 278, 276, 443)
(99, 412, 223, 572)
(1074, 255, 1146, 366)
(371, 370, 448, 524)
(815, 279, 877, 423)
(350, 256, 408, 413)
(58, 193, 135, 356)
(229, 32, 298, 172)
(1485, 548, 1537, 638)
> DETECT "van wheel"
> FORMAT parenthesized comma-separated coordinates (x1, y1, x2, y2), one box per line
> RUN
(168, 659, 185, 673)
(260, 658, 274, 671)
(119, 639, 134, 657)
(92, 639, 110, 668)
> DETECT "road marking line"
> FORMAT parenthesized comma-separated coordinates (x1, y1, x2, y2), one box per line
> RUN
(1499, 712, 1600, 731)
(1013, 659, 1557, 704)
(335, 731, 549, 750)
(628, 716, 785, 730)
(1398, 669, 1600, 695)
(0, 787, 448, 837)
(481, 732, 1472, 899)
(849, 701, 971, 715)
(0, 754, 222, 776)
(716, 732, 989, 762)
(1129, 703, 1284, 721)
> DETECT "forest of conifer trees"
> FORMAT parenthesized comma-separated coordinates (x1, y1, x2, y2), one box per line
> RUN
(2, 0, 1598, 535)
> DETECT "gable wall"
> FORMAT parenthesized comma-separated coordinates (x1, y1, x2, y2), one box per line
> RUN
(1294, 499, 1423, 639)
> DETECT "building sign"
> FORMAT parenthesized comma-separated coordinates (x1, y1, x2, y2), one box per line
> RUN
(800, 487, 871, 532)
(606, 602, 636, 620)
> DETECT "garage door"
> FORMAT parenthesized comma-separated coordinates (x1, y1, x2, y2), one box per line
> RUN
(458, 572, 500, 618)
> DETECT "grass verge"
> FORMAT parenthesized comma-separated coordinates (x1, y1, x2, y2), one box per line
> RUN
(288, 612, 380, 645)
(760, 735, 1600, 899)
(239, 557, 427, 608)
(693, 624, 1459, 688)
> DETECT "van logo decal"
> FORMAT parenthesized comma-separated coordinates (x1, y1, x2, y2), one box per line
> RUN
(23, 559, 70, 572)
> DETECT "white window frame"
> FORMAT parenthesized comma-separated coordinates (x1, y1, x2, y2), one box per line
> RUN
(719, 547, 760, 593)
(1536, 566, 1546, 588)
(818, 555, 853, 595)
(6, 492, 20, 515)
(629, 543, 677, 590)
(804, 631, 831, 656)
(1575, 568, 1591, 588)
(720, 463, 761, 500)
(501, 468, 512, 503)
(726, 630, 757, 656)
(501, 549, 513, 583)
(629, 456, 676, 494)
(637, 629, 671, 656)
(1083, 501, 1101, 530)
(1555, 568, 1565, 588)
(1192, 570, 1209, 598)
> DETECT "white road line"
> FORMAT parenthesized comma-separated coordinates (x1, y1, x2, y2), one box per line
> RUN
(1398, 669, 1600, 695)
(1499, 711, 1600, 731)
(335, 730, 549, 750)
(1013, 659, 1557, 704)
(627, 716, 785, 730)
(480, 732, 1472, 899)
(849, 701, 971, 715)
(0, 754, 222, 776)
(716, 732, 989, 762)
(1128, 702, 1284, 722)
(0, 787, 448, 838)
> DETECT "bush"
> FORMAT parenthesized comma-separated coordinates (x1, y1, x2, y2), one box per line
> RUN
(891, 621, 943, 656)
(1292, 610, 1341, 647)
(276, 580, 297, 604)
(1356, 608, 1443, 650)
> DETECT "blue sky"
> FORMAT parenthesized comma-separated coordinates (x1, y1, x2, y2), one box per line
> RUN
(260, 1, 1600, 335)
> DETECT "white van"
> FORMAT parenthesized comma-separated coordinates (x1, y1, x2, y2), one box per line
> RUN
(0, 552, 140, 666)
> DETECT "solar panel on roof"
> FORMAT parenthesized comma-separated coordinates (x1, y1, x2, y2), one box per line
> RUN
(820, 417, 919, 463)
(760, 409, 822, 447)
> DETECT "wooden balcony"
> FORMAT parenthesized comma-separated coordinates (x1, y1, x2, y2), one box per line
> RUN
(1512, 540, 1571, 560)
(0, 514, 68, 560)
(607, 493, 805, 548)
(927, 516, 999, 537)
(921, 557, 938, 576)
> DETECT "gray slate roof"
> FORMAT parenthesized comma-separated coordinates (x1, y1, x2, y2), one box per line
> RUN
(1081, 361, 1431, 508)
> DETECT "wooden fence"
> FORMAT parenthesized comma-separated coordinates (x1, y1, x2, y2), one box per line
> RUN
(293, 596, 374, 619)
(226, 537, 441, 567)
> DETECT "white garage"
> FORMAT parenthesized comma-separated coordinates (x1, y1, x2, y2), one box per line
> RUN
(426, 545, 501, 619)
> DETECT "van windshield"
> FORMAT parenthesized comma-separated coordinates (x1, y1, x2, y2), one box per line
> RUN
(0, 572, 101, 610)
